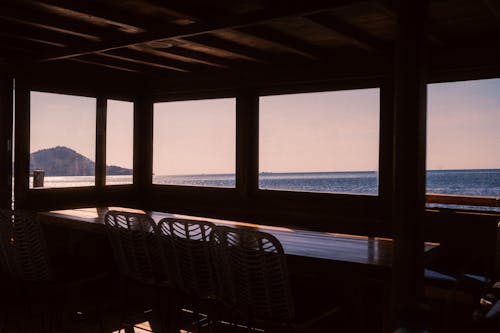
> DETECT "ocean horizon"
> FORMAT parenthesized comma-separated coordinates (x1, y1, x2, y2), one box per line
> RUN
(30, 169, 500, 207)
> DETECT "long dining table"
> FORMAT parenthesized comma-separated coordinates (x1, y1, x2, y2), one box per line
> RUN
(37, 206, 438, 275)
(37, 206, 439, 332)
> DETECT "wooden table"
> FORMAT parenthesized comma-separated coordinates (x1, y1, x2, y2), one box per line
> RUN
(38, 206, 438, 269)
(38, 207, 439, 332)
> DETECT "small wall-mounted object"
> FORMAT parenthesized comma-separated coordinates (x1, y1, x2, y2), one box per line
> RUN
(33, 170, 44, 188)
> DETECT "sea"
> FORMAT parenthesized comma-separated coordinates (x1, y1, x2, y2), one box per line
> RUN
(31, 169, 500, 212)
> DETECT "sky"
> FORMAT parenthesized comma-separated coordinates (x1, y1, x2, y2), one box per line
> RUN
(427, 79, 500, 170)
(29, 78, 500, 175)
(30, 93, 134, 170)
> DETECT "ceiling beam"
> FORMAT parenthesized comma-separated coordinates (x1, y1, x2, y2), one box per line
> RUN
(128, 45, 228, 68)
(184, 34, 273, 64)
(172, 38, 264, 62)
(70, 58, 139, 73)
(106, 48, 199, 72)
(236, 25, 320, 59)
(38, 0, 359, 62)
(0, 4, 127, 41)
(0, 31, 66, 48)
(96, 52, 190, 73)
(0, 7, 101, 42)
(11, 0, 147, 34)
(304, 13, 387, 52)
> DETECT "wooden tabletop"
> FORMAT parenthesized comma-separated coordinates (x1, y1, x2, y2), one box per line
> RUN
(38, 207, 438, 269)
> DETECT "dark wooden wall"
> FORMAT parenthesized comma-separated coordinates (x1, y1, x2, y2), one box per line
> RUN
(0, 71, 13, 209)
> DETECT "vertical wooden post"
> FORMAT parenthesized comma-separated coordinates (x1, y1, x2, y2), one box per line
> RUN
(0, 72, 13, 209)
(134, 95, 153, 205)
(236, 91, 259, 198)
(14, 80, 30, 209)
(379, 80, 395, 220)
(95, 97, 107, 188)
(392, 0, 428, 329)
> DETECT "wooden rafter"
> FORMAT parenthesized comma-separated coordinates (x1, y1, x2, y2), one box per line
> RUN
(0, 31, 66, 48)
(37, 0, 358, 62)
(96, 52, 190, 73)
(0, 13, 101, 42)
(106, 48, 198, 72)
(236, 25, 319, 60)
(11, 0, 148, 33)
(304, 13, 387, 52)
(129, 45, 227, 68)
(172, 38, 263, 62)
(70, 58, 139, 73)
(184, 34, 273, 64)
(19, 0, 145, 34)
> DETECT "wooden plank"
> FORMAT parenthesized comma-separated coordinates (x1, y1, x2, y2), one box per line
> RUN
(427, 193, 500, 208)
(236, 91, 259, 198)
(172, 37, 264, 62)
(305, 13, 387, 52)
(237, 25, 319, 59)
(0, 13, 101, 42)
(0, 5, 122, 41)
(0, 20, 83, 48)
(95, 52, 190, 73)
(128, 45, 227, 68)
(0, 73, 13, 209)
(69, 58, 139, 74)
(15, 0, 146, 34)
(39, 0, 358, 62)
(105, 48, 199, 72)
(391, 0, 428, 328)
(0, 31, 66, 48)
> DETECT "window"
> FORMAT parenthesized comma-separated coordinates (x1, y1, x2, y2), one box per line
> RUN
(153, 98, 236, 187)
(30, 92, 96, 188)
(259, 89, 380, 194)
(106, 100, 133, 185)
(427, 79, 500, 211)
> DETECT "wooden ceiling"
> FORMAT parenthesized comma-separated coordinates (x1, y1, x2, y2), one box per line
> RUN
(1, 0, 500, 87)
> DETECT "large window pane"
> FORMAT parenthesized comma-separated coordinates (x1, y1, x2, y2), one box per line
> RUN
(106, 100, 133, 185)
(153, 98, 235, 187)
(30, 92, 96, 188)
(427, 79, 500, 210)
(259, 89, 380, 194)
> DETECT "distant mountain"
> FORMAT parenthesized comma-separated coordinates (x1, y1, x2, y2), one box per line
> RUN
(30, 146, 132, 176)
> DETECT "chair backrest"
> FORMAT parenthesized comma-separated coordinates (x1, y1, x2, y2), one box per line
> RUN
(211, 226, 294, 322)
(0, 209, 52, 282)
(104, 210, 164, 284)
(157, 217, 218, 298)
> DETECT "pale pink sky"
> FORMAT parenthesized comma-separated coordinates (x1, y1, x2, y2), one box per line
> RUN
(427, 79, 500, 170)
(29, 78, 500, 175)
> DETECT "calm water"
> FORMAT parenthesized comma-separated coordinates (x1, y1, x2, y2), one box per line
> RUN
(31, 170, 500, 211)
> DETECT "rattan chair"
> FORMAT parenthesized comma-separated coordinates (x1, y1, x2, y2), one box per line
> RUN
(211, 226, 341, 333)
(104, 210, 172, 332)
(157, 218, 222, 331)
(0, 209, 108, 332)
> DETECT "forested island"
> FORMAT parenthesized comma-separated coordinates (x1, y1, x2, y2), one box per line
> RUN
(30, 146, 132, 176)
